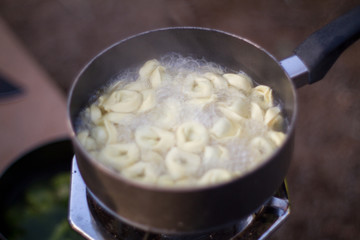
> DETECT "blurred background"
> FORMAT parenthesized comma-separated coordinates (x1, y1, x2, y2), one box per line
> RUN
(0, 0, 359, 239)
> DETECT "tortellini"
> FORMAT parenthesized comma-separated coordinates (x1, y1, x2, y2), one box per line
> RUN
(138, 89, 156, 113)
(137, 59, 166, 89)
(138, 60, 158, 81)
(135, 126, 175, 153)
(184, 76, 217, 106)
(154, 99, 181, 130)
(185, 76, 214, 99)
(218, 96, 250, 122)
(210, 117, 241, 139)
(176, 122, 209, 153)
(123, 80, 149, 91)
(203, 72, 228, 89)
(102, 90, 142, 113)
(77, 130, 97, 151)
(87, 119, 117, 146)
(267, 131, 286, 147)
(251, 85, 274, 109)
(199, 169, 232, 185)
(165, 147, 201, 180)
(223, 73, 253, 93)
(264, 107, 284, 131)
(99, 143, 140, 171)
(90, 125, 108, 145)
(203, 145, 230, 167)
(104, 112, 134, 123)
(89, 105, 102, 124)
(250, 102, 265, 122)
(250, 137, 276, 159)
(76, 56, 287, 188)
(122, 162, 159, 184)
(157, 174, 175, 186)
(141, 150, 164, 165)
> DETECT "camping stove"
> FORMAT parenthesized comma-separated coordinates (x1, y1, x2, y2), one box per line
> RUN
(69, 157, 290, 240)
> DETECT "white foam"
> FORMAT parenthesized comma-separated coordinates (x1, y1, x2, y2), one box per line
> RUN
(77, 54, 286, 183)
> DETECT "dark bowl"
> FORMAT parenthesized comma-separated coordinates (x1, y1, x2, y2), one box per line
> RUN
(0, 138, 82, 240)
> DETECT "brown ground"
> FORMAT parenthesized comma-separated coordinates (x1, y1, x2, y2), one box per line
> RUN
(1, 0, 360, 239)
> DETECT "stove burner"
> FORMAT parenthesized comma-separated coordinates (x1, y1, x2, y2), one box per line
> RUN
(69, 157, 290, 240)
(87, 191, 252, 240)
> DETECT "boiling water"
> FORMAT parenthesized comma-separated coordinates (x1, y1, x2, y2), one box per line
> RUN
(77, 54, 286, 185)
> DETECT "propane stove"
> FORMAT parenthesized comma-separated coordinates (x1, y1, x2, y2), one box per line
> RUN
(69, 157, 290, 240)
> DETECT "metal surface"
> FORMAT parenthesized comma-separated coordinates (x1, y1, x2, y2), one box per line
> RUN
(69, 157, 290, 240)
(69, 157, 104, 240)
(68, 27, 296, 233)
(280, 55, 309, 88)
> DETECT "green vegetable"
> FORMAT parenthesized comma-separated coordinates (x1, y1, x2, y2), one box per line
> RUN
(4, 172, 83, 240)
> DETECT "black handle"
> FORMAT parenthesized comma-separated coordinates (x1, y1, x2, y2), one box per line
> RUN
(294, 6, 360, 84)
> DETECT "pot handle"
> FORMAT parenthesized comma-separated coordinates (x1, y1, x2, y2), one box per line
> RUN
(282, 6, 360, 87)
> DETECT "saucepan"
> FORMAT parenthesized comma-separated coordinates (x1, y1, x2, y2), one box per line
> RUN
(67, 6, 360, 234)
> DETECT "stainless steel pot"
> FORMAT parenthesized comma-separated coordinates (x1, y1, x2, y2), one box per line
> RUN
(67, 6, 360, 234)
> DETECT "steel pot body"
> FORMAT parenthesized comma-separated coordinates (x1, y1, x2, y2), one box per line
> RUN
(67, 7, 360, 234)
